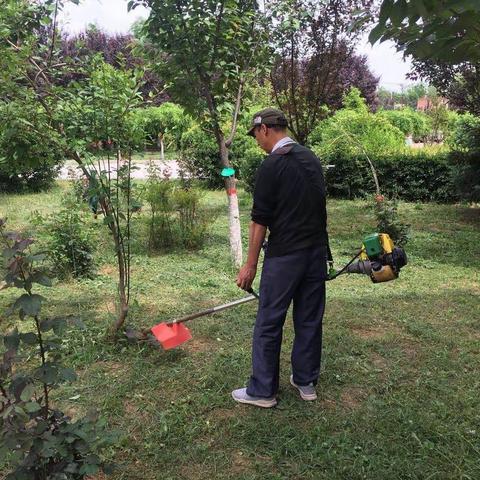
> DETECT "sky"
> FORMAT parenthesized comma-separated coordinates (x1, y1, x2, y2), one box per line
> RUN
(59, 0, 414, 92)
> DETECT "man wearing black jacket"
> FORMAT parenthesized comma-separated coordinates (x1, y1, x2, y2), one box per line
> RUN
(233, 108, 328, 408)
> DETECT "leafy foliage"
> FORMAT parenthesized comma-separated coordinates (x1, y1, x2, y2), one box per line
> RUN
(321, 150, 457, 203)
(310, 89, 405, 159)
(268, 0, 376, 144)
(448, 113, 480, 202)
(31, 195, 96, 279)
(377, 108, 430, 140)
(368, 0, 480, 63)
(0, 99, 63, 193)
(143, 165, 213, 251)
(59, 25, 168, 104)
(131, 103, 192, 150)
(373, 197, 410, 247)
(0, 219, 114, 479)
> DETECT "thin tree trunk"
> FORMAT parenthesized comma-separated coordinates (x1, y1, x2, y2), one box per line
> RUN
(218, 134, 242, 267)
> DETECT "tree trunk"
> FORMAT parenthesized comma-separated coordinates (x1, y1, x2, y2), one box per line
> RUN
(217, 133, 243, 267)
(159, 134, 165, 163)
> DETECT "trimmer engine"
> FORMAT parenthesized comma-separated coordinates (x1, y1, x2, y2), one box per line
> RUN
(346, 233, 407, 283)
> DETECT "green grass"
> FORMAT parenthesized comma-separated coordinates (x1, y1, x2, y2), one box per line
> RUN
(1, 185, 479, 479)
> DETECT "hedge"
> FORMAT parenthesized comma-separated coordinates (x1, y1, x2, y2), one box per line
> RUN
(241, 149, 459, 203)
(324, 151, 458, 202)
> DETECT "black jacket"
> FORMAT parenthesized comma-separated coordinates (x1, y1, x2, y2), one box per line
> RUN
(251, 143, 328, 257)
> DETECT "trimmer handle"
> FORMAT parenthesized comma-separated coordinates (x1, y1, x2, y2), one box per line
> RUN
(247, 287, 259, 299)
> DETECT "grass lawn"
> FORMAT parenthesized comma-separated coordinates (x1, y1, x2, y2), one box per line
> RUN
(1, 184, 479, 479)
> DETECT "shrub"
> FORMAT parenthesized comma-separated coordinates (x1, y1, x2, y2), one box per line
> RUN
(377, 108, 430, 140)
(143, 165, 213, 251)
(131, 103, 192, 150)
(310, 108, 405, 159)
(448, 114, 480, 201)
(0, 220, 115, 478)
(373, 197, 410, 246)
(322, 150, 457, 202)
(0, 100, 63, 192)
(31, 195, 96, 278)
(238, 145, 264, 193)
(449, 114, 480, 154)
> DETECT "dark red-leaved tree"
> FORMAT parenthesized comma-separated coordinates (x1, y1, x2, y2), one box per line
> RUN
(268, 0, 376, 145)
(58, 26, 168, 103)
(408, 60, 480, 116)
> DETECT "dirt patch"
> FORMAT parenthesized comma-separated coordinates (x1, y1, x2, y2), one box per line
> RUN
(370, 352, 388, 371)
(340, 386, 367, 410)
(319, 397, 337, 410)
(351, 323, 401, 340)
(96, 299, 117, 314)
(183, 335, 214, 353)
(231, 450, 253, 475)
(98, 265, 116, 276)
(206, 407, 238, 421)
(400, 340, 421, 361)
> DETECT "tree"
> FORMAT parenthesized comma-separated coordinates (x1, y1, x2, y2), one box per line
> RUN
(59, 25, 169, 104)
(0, 0, 145, 335)
(376, 83, 427, 110)
(130, 0, 270, 267)
(408, 60, 480, 116)
(268, 0, 376, 145)
(368, 0, 480, 63)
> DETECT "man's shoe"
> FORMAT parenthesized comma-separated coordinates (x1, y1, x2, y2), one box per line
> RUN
(290, 375, 317, 401)
(231, 388, 277, 408)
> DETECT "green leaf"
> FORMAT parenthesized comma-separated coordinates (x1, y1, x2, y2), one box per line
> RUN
(369, 23, 386, 44)
(20, 332, 38, 345)
(34, 363, 59, 384)
(13, 294, 44, 317)
(52, 318, 68, 335)
(4, 329, 20, 350)
(25, 401, 41, 413)
(79, 464, 99, 475)
(39, 318, 53, 332)
(31, 272, 52, 287)
(20, 383, 35, 401)
(59, 367, 77, 383)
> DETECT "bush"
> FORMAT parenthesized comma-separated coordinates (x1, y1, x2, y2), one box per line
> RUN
(178, 126, 225, 188)
(373, 197, 410, 246)
(377, 108, 430, 140)
(31, 195, 96, 278)
(449, 114, 480, 154)
(0, 220, 114, 478)
(0, 101, 63, 192)
(322, 150, 457, 202)
(143, 165, 213, 251)
(310, 107, 405, 159)
(131, 102, 192, 150)
(448, 114, 480, 201)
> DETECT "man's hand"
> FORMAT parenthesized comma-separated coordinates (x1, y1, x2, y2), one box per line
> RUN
(236, 263, 257, 291)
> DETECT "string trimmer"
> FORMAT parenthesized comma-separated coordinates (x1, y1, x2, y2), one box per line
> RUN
(150, 233, 407, 350)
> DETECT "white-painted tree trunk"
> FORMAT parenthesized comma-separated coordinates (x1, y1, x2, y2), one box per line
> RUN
(217, 133, 243, 267)
(226, 177, 243, 268)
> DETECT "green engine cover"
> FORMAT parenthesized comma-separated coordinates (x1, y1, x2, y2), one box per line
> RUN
(363, 233, 383, 259)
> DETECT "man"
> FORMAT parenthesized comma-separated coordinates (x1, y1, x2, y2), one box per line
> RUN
(233, 108, 329, 408)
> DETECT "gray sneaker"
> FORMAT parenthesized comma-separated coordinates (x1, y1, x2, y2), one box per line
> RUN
(290, 375, 317, 401)
(231, 388, 277, 408)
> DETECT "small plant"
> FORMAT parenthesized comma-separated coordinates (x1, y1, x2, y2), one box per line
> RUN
(173, 187, 211, 249)
(0, 219, 115, 478)
(32, 195, 96, 279)
(144, 163, 175, 250)
(143, 164, 213, 252)
(373, 196, 410, 247)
